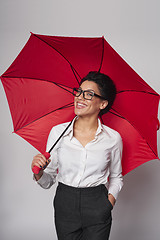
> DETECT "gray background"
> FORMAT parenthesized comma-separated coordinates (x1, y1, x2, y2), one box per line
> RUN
(0, 0, 160, 240)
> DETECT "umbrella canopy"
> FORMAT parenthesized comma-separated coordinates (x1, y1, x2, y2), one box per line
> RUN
(1, 33, 159, 175)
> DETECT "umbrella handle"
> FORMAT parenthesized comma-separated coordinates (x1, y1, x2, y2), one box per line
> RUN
(32, 152, 51, 174)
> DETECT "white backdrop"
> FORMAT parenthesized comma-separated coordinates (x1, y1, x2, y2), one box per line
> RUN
(0, 1, 160, 240)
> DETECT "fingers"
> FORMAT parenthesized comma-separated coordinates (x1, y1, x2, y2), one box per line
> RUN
(42, 158, 51, 170)
(31, 154, 51, 170)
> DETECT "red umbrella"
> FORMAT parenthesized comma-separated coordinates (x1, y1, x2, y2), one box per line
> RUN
(1, 32, 159, 175)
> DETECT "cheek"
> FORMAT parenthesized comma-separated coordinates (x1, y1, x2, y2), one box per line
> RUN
(74, 97, 77, 105)
(88, 102, 101, 114)
(93, 100, 102, 110)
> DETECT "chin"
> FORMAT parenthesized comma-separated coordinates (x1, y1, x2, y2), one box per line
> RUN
(75, 110, 84, 116)
(74, 108, 86, 117)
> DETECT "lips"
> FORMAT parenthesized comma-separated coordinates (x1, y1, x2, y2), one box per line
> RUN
(76, 101, 87, 109)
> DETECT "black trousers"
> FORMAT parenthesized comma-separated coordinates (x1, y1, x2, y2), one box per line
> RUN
(53, 182, 113, 240)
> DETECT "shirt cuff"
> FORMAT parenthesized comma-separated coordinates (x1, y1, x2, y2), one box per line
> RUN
(33, 172, 50, 187)
(106, 184, 120, 200)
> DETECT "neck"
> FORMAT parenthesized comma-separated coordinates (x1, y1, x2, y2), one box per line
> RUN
(74, 115, 99, 131)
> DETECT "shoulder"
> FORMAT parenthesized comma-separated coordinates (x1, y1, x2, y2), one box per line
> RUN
(47, 121, 70, 151)
(49, 121, 70, 137)
(102, 124, 122, 146)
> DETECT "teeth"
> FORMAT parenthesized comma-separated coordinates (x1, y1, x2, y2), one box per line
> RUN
(77, 103, 86, 107)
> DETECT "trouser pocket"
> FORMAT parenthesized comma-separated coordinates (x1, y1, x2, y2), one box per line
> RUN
(102, 187, 113, 210)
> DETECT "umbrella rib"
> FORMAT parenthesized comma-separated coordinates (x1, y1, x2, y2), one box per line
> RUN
(117, 90, 159, 96)
(98, 36, 104, 72)
(48, 80, 74, 94)
(33, 34, 81, 84)
(14, 103, 74, 133)
(109, 108, 159, 158)
(2, 75, 76, 94)
(107, 110, 126, 120)
(70, 64, 81, 85)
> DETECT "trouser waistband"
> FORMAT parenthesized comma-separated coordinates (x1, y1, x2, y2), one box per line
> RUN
(58, 182, 107, 195)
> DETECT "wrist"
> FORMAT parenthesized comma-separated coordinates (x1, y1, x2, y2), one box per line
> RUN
(108, 193, 116, 206)
(34, 170, 43, 181)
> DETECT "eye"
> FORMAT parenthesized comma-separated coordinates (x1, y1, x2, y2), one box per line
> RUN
(86, 91, 94, 97)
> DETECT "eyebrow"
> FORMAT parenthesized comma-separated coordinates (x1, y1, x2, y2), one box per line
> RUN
(79, 87, 95, 92)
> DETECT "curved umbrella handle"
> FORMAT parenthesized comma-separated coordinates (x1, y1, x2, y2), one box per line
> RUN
(32, 152, 51, 174)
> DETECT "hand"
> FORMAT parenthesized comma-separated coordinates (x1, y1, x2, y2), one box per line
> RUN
(31, 154, 51, 181)
(108, 194, 116, 207)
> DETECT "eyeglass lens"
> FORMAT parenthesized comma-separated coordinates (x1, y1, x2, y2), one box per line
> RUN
(73, 88, 94, 100)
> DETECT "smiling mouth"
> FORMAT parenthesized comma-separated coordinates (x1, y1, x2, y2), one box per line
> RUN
(76, 102, 87, 109)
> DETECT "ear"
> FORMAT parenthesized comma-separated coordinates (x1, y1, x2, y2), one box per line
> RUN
(100, 100, 108, 110)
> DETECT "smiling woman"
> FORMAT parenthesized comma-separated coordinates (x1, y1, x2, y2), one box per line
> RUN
(32, 71, 123, 240)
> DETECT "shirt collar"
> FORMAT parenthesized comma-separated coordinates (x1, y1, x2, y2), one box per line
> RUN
(63, 116, 104, 140)
(63, 116, 77, 139)
(96, 118, 104, 136)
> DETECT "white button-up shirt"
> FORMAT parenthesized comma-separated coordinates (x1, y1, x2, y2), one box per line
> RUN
(36, 117, 123, 199)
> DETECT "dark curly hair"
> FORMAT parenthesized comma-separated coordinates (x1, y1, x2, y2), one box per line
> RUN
(80, 71, 116, 115)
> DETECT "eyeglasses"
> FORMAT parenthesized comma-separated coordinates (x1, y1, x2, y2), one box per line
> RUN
(73, 88, 105, 100)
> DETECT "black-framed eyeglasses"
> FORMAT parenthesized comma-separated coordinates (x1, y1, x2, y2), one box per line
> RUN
(73, 88, 105, 100)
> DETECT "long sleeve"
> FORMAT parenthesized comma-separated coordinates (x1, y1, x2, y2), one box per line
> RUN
(35, 126, 59, 189)
(107, 135, 123, 199)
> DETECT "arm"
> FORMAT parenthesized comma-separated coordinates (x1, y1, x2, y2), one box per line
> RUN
(107, 135, 123, 204)
(32, 126, 59, 189)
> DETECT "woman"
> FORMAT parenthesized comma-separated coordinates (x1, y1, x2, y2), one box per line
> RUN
(31, 71, 123, 240)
